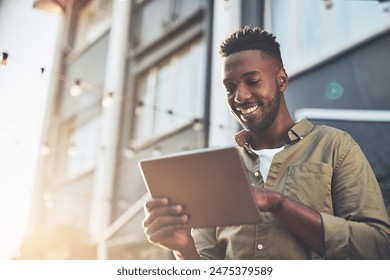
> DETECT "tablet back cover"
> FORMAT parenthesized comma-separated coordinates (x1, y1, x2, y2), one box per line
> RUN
(138, 147, 261, 228)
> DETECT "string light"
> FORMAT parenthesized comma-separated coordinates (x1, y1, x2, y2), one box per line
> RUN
(151, 147, 162, 157)
(0, 50, 227, 132)
(222, 0, 231, 10)
(133, 100, 232, 134)
(123, 146, 135, 159)
(135, 101, 144, 116)
(70, 79, 82, 97)
(1, 52, 8, 67)
(102, 92, 114, 108)
(0, 51, 104, 96)
(192, 118, 204, 131)
(39, 144, 50, 156)
(40, 67, 45, 79)
(381, 1, 390, 13)
(67, 143, 77, 157)
(1, 49, 234, 164)
(323, 0, 333, 9)
(43, 192, 54, 209)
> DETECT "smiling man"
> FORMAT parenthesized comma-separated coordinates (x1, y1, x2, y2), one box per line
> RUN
(142, 26, 390, 259)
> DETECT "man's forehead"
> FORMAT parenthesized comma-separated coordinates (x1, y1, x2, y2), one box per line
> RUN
(222, 50, 279, 76)
(223, 50, 278, 68)
(223, 71, 261, 83)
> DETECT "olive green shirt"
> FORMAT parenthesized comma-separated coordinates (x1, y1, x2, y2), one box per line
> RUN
(192, 119, 390, 259)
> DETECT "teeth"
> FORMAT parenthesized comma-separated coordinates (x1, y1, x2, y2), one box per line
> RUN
(238, 105, 259, 115)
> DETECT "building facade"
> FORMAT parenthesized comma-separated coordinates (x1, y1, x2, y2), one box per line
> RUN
(21, 0, 390, 259)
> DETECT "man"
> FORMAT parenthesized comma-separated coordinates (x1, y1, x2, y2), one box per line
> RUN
(142, 26, 390, 259)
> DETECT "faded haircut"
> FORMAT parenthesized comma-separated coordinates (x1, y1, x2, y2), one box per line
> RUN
(219, 26, 283, 66)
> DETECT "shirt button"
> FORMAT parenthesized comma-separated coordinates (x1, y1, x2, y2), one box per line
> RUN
(254, 171, 260, 177)
(257, 243, 264, 250)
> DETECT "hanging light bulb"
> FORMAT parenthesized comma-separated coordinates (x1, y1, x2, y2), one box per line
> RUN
(1, 52, 8, 68)
(192, 118, 204, 131)
(123, 140, 136, 158)
(223, 0, 231, 10)
(323, 0, 333, 9)
(39, 144, 50, 156)
(151, 147, 162, 157)
(70, 79, 82, 97)
(123, 146, 135, 158)
(67, 143, 77, 157)
(381, 1, 390, 13)
(40, 67, 45, 79)
(102, 92, 114, 108)
(43, 192, 53, 209)
(43, 192, 52, 201)
(135, 101, 144, 116)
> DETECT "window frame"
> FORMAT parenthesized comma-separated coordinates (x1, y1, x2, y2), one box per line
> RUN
(130, 38, 206, 146)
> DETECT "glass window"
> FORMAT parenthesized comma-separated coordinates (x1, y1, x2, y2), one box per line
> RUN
(130, 0, 206, 49)
(75, 0, 112, 50)
(63, 33, 109, 120)
(269, 0, 390, 73)
(133, 39, 206, 144)
(66, 117, 101, 178)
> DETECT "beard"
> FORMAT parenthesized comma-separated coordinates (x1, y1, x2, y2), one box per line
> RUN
(239, 85, 281, 134)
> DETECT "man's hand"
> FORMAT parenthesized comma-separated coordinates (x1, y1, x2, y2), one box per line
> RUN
(252, 187, 285, 213)
(252, 187, 325, 255)
(142, 197, 201, 259)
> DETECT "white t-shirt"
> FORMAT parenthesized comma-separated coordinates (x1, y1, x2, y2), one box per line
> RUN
(254, 146, 284, 182)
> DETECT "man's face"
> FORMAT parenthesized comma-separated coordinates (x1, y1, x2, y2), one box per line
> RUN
(222, 50, 282, 133)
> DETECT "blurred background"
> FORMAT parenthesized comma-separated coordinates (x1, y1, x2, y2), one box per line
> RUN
(0, 0, 389, 260)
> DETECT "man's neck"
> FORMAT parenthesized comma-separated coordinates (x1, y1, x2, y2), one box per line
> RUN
(250, 118, 295, 150)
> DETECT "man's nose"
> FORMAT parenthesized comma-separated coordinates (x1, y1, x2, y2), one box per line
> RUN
(234, 85, 251, 103)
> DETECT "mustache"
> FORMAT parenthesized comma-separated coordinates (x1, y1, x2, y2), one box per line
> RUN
(234, 100, 264, 110)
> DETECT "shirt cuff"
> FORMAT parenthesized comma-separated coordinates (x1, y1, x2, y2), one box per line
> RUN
(320, 213, 349, 259)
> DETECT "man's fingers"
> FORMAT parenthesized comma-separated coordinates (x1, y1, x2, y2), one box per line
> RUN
(145, 214, 188, 236)
(142, 201, 184, 228)
(144, 197, 169, 212)
(147, 224, 189, 244)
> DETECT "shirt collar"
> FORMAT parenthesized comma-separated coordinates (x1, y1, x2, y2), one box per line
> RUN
(286, 118, 315, 143)
(234, 118, 315, 154)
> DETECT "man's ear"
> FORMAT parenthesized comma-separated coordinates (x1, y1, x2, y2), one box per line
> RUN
(277, 68, 288, 92)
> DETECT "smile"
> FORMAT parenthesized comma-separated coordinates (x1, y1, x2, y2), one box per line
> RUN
(237, 105, 259, 116)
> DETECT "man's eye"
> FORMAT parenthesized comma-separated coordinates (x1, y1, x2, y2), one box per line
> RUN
(247, 80, 259, 86)
(225, 85, 236, 94)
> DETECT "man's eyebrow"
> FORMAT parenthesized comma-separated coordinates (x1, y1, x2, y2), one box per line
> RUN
(241, 71, 261, 78)
(223, 71, 261, 84)
(222, 78, 232, 85)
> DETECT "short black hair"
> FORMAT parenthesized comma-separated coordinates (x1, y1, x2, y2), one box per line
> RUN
(219, 26, 283, 66)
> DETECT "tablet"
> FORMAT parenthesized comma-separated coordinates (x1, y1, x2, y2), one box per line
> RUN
(138, 146, 261, 228)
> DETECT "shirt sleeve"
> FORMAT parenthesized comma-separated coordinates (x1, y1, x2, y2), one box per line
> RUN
(191, 227, 224, 259)
(321, 135, 390, 259)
